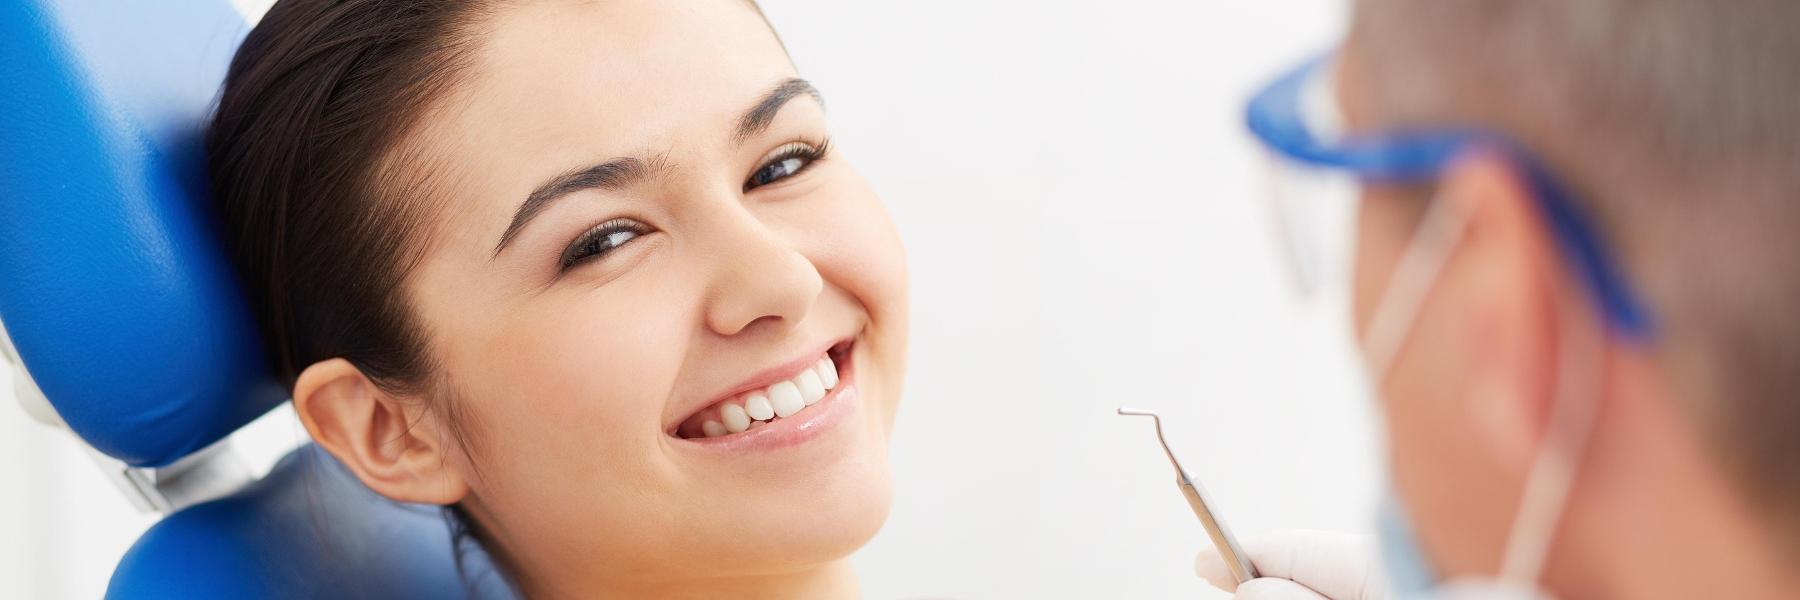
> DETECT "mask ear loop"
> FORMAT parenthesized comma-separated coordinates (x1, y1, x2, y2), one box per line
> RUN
(1360, 187, 1476, 380)
(1361, 169, 1606, 593)
(1496, 269, 1605, 587)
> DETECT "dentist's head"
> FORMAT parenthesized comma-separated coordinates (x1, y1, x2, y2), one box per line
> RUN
(208, 0, 909, 597)
(1333, 1, 1800, 597)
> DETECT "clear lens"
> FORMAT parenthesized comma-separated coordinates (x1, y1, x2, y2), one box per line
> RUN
(1262, 63, 1359, 299)
(1265, 154, 1359, 298)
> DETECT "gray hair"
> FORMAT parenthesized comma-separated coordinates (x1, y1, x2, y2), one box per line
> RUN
(1348, 0, 1800, 540)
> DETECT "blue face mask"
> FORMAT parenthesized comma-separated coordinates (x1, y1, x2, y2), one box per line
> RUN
(1359, 195, 1602, 600)
(1376, 499, 1555, 600)
(1377, 494, 1438, 599)
(1377, 493, 1552, 600)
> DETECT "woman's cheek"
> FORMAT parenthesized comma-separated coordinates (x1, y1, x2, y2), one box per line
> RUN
(486, 289, 689, 460)
(818, 179, 908, 308)
(827, 181, 909, 418)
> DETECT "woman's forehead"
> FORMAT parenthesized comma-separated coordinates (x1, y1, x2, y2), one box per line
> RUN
(431, 1, 792, 172)
(399, 0, 797, 249)
(469, 0, 790, 129)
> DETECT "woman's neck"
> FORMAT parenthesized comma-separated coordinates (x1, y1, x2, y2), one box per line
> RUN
(531, 558, 860, 600)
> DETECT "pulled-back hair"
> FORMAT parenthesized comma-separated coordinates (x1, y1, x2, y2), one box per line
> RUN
(209, 0, 495, 395)
(208, 0, 507, 589)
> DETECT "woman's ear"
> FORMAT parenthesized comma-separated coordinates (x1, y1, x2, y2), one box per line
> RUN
(292, 358, 469, 505)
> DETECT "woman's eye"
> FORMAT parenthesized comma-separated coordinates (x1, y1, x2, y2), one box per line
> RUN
(744, 140, 830, 192)
(749, 157, 807, 188)
(560, 219, 648, 270)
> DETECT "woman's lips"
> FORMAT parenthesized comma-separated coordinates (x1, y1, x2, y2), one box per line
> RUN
(673, 378, 859, 454)
(674, 343, 850, 439)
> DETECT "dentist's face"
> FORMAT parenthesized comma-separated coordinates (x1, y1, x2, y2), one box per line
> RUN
(397, 0, 907, 590)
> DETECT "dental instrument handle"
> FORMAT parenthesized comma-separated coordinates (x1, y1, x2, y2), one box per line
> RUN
(1178, 473, 1259, 584)
(1117, 407, 1261, 585)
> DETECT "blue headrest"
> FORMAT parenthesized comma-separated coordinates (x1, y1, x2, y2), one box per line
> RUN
(0, 0, 286, 466)
(4, 4, 517, 596)
(110, 444, 515, 599)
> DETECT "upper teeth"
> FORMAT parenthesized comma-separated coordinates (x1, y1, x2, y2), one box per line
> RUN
(694, 355, 839, 438)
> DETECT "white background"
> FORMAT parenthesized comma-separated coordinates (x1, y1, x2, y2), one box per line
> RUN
(0, 1, 1378, 598)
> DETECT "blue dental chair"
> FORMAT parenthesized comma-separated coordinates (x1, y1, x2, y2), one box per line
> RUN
(0, 1, 509, 597)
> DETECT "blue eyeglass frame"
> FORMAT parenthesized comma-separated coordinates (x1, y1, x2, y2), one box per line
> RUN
(1245, 54, 1655, 342)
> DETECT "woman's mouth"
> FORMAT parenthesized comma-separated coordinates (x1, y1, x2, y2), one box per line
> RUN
(673, 342, 852, 440)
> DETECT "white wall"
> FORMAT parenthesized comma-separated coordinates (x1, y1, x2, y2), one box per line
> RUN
(0, 1, 1376, 598)
(763, 2, 1378, 598)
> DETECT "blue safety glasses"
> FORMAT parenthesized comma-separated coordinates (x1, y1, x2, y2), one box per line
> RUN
(1245, 54, 1655, 342)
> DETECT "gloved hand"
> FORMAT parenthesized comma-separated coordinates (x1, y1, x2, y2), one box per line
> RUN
(1195, 529, 1388, 600)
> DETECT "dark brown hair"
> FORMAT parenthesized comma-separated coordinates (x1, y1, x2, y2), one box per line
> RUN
(208, 0, 506, 589)
(210, 0, 492, 395)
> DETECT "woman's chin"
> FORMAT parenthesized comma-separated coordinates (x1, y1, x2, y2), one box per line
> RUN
(707, 392, 897, 572)
(679, 461, 894, 577)
(775, 467, 893, 564)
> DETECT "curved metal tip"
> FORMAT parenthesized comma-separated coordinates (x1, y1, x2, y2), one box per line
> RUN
(1116, 407, 1188, 483)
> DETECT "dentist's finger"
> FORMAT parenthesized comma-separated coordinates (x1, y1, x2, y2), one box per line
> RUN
(1195, 530, 1386, 600)
(1232, 577, 1333, 600)
(1195, 546, 1249, 592)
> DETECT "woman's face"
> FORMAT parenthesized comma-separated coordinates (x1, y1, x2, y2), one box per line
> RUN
(395, 0, 907, 589)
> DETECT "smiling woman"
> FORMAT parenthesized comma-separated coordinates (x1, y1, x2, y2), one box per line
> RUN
(206, 0, 909, 598)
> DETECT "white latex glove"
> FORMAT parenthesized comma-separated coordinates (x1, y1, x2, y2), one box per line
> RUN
(1195, 530, 1388, 600)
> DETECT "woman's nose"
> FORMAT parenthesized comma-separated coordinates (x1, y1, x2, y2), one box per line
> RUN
(700, 209, 824, 338)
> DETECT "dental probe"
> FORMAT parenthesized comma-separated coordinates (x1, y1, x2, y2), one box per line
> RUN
(1117, 407, 1260, 584)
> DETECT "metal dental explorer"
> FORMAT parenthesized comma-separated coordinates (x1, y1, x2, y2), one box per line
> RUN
(1117, 407, 1260, 584)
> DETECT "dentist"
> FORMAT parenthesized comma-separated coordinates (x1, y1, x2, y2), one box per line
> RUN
(1197, 1, 1800, 599)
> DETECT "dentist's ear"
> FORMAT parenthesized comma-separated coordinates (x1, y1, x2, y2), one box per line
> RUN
(293, 358, 470, 505)
(1437, 152, 1567, 473)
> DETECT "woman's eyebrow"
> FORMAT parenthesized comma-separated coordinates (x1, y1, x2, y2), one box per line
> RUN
(734, 77, 823, 144)
(493, 156, 663, 257)
(493, 78, 823, 258)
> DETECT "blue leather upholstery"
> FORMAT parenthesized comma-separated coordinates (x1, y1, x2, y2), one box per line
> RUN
(0, 0, 286, 468)
(0, 1, 513, 597)
(110, 444, 513, 599)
